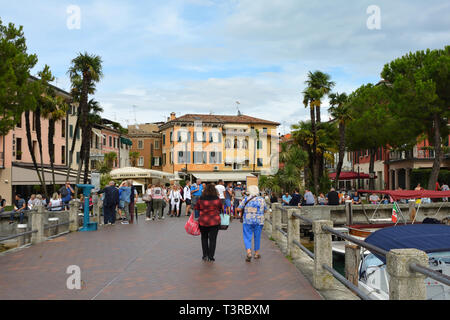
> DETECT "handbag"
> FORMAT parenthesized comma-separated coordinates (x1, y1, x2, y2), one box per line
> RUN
(185, 213, 200, 236)
(142, 194, 151, 202)
(219, 213, 230, 230)
(240, 196, 255, 223)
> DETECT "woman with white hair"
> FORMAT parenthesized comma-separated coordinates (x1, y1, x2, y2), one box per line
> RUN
(237, 185, 268, 262)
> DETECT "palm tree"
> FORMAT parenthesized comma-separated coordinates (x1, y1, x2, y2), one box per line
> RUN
(67, 52, 103, 186)
(305, 71, 335, 124)
(104, 152, 117, 170)
(329, 92, 351, 188)
(129, 151, 140, 167)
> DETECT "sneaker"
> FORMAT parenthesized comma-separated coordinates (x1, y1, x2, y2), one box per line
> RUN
(121, 220, 129, 224)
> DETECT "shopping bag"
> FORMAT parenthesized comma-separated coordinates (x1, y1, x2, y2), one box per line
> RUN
(219, 213, 230, 230)
(185, 213, 200, 236)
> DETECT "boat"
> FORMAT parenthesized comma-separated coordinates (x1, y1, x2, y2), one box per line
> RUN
(358, 224, 450, 300)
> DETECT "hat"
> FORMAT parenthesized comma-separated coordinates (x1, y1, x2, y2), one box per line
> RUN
(237, 182, 242, 185)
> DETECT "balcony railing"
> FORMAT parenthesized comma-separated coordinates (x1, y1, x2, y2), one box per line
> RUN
(389, 148, 437, 161)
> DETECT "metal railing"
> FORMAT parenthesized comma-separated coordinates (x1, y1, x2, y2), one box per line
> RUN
(271, 204, 450, 300)
(0, 230, 37, 242)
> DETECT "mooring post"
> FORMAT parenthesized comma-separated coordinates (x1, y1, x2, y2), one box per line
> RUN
(312, 220, 334, 290)
(31, 205, 46, 245)
(271, 203, 282, 243)
(287, 208, 301, 259)
(387, 248, 428, 300)
(69, 200, 79, 232)
(345, 200, 353, 225)
(16, 224, 28, 247)
(345, 244, 361, 286)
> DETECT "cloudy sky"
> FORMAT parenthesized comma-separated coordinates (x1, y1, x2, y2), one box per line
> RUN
(2, 0, 449, 134)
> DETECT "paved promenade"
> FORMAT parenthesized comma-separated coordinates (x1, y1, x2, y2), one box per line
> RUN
(0, 214, 322, 300)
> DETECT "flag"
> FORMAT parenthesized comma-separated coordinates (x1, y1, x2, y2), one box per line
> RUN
(392, 202, 399, 223)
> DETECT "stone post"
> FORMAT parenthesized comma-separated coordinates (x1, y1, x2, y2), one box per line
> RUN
(387, 248, 428, 300)
(312, 220, 334, 290)
(263, 206, 272, 234)
(345, 244, 361, 286)
(31, 205, 46, 245)
(271, 203, 282, 243)
(16, 224, 28, 247)
(48, 217, 59, 236)
(69, 200, 79, 232)
(92, 193, 101, 225)
(408, 200, 416, 222)
(287, 208, 301, 259)
(345, 200, 353, 225)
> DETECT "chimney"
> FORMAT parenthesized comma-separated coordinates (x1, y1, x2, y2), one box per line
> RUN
(170, 112, 176, 121)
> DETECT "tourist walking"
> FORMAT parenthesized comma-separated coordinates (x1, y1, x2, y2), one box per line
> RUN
(237, 185, 268, 262)
(144, 184, 153, 221)
(191, 179, 203, 219)
(169, 185, 182, 217)
(119, 181, 132, 224)
(97, 181, 120, 225)
(9, 194, 27, 224)
(183, 180, 192, 216)
(233, 182, 244, 217)
(225, 182, 233, 216)
(215, 179, 226, 209)
(151, 184, 165, 220)
(194, 183, 223, 262)
(128, 180, 138, 224)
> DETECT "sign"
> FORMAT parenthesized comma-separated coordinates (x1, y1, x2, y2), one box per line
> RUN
(246, 175, 258, 189)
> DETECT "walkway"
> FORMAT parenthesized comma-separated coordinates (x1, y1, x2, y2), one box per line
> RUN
(0, 214, 322, 300)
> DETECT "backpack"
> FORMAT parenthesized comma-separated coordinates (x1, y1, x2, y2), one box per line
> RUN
(60, 186, 69, 198)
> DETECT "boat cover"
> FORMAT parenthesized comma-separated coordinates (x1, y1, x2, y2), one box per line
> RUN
(358, 189, 450, 201)
(364, 224, 450, 263)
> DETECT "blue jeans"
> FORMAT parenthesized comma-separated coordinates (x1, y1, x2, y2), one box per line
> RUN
(243, 223, 264, 251)
(10, 210, 24, 224)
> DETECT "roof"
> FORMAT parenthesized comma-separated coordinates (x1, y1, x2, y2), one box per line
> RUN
(167, 114, 280, 126)
(365, 224, 450, 263)
(358, 189, 450, 200)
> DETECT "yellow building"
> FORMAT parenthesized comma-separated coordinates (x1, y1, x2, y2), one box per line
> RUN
(159, 112, 280, 182)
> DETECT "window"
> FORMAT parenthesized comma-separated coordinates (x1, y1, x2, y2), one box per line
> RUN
(225, 139, 232, 149)
(138, 157, 144, 167)
(153, 157, 160, 166)
(170, 132, 173, 142)
(16, 138, 22, 160)
(69, 125, 73, 138)
(62, 120, 66, 138)
(177, 131, 190, 143)
(95, 136, 99, 149)
(242, 139, 249, 149)
(234, 138, 240, 149)
(257, 158, 263, 167)
(163, 153, 166, 166)
(138, 140, 144, 149)
(210, 151, 222, 164)
(154, 140, 160, 149)
(193, 151, 207, 164)
(102, 135, 106, 145)
(109, 136, 112, 147)
(178, 151, 190, 164)
(76, 152, 80, 164)
(61, 146, 66, 164)
(162, 134, 166, 145)
(76, 127, 80, 140)
(194, 131, 206, 142)
(263, 128, 267, 133)
(257, 140, 263, 149)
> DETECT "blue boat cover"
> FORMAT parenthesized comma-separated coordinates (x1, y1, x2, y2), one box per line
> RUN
(364, 224, 450, 263)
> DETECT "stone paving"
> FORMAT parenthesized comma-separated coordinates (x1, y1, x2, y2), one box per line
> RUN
(0, 211, 322, 300)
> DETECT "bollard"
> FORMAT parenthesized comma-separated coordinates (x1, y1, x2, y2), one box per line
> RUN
(271, 203, 282, 243)
(48, 217, 59, 236)
(345, 200, 353, 225)
(387, 248, 428, 300)
(345, 244, 361, 286)
(69, 200, 79, 232)
(31, 205, 46, 244)
(312, 220, 334, 290)
(408, 200, 416, 222)
(92, 193, 101, 225)
(16, 224, 28, 247)
(263, 207, 272, 234)
(287, 208, 301, 259)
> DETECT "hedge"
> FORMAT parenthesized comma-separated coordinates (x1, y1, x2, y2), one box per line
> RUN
(410, 169, 450, 189)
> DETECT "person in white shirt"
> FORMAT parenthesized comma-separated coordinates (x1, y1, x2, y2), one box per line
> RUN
(169, 185, 182, 217)
(183, 180, 192, 216)
(49, 192, 62, 211)
(215, 179, 226, 208)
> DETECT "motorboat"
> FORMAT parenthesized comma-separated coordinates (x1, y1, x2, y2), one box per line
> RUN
(358, 224, 450, 300)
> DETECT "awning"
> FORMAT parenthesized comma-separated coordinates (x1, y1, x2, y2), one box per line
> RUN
(192, 172, 255, 182)
(329, 171, 375, 180)
(11, 165, 86, 186)
(93, 131, 105, 139)
(120, 137, 133, 146)
(110, 167, 177, 180)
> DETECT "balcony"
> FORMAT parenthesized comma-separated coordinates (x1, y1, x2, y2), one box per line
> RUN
(389, 148, 437, 162)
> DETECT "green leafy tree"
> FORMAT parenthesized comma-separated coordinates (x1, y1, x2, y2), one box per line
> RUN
(129, 151, 140, 167)
(381, 46, 450, 189)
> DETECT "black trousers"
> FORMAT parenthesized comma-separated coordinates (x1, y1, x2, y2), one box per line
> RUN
(104, 206, 116, 224)
(199, 225, 220, 259)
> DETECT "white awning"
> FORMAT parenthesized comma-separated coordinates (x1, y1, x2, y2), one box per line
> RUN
(192, 172, 255, 182)
(110, 167, 178, 180)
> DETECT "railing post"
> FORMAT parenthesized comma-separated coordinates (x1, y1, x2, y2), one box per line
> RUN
(345, 200, 353, 225)
(263, 204, 272, 234)
(92, 193, 101, 225)
(287, 208, 301, 259)
(31, 206, 45, 245)
(386, 248, 428, 300)
(48, 217, 59, 236)
(69, 200, 79, 232)
(312, 220, 334, 289)
(345, 244, 360, 286)
(16, 224, 28, 247)
(271, 203, 282, 243)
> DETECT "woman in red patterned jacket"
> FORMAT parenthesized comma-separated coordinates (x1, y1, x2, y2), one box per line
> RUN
(194, 183, 224, 262)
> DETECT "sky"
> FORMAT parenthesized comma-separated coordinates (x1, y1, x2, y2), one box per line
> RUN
(1, 0, 449, 134)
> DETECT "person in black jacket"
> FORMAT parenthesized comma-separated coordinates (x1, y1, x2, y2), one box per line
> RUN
(97, 181, 119, 225)
(288, 190, 302, 207)
(326, 188, 340, 206)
